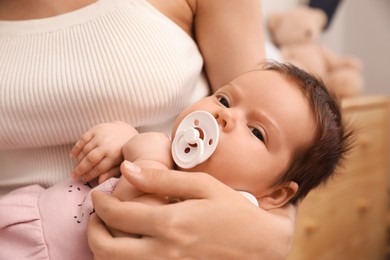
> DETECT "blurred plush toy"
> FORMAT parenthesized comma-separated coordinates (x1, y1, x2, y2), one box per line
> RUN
(267, 6, 364, 98)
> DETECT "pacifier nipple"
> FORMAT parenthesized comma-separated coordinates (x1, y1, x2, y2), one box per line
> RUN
(183, 128, 200, 143)
(172, 111, 219, 169)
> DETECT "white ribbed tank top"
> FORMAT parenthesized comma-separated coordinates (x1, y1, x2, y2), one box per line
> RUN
(0, 0, 209, 195)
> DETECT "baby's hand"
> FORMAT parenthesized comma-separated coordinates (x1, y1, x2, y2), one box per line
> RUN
(70, 121, 138, 183)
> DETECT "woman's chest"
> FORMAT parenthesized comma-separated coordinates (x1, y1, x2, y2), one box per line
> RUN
(0, 1, 207, 148)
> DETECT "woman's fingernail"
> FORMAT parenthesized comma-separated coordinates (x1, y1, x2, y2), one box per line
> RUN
(124, 161, 141, 174)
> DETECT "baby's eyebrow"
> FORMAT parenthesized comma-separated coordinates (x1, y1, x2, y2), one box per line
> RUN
(226, 83, 244, 98)
(227, 82, 239, 89)
(252, 109, 278, 133)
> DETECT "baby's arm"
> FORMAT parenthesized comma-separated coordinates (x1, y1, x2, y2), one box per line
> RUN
(108, 132, 174, 237)
(70, 121, 138, 183)
(112, 132, 174, 202)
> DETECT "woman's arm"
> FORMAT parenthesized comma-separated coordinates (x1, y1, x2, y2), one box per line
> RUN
(89, 162, 296, 259)
(193, 0, 266, 91)
(146, 0, 265, 91)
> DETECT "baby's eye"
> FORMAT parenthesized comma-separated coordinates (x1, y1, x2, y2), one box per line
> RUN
(217, 96, 230, 108)
(250, 127, 265, 142)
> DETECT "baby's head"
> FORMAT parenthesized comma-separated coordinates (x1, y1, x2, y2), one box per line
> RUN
(262, 61, 353, 205)
(172, 61, 352, 208)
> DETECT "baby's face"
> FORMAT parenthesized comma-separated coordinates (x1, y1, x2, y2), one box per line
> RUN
(172, 70, 315, 198)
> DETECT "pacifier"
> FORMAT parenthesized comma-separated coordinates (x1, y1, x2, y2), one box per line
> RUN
(172, 111, 219, 169)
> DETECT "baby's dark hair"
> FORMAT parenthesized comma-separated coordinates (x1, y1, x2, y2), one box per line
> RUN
(259, 61, 353, 205)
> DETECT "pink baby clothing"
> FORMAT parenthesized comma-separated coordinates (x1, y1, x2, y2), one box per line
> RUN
(0, 178, 118, 259)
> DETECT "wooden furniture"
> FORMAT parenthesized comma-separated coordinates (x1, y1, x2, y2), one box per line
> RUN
(287, 96, 390, 260)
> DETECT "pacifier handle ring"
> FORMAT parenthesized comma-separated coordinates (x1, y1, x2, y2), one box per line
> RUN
(172, 111, 219, 169)
(172, 130, 204, 169)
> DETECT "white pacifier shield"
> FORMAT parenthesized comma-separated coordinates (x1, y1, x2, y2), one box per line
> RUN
(172, 111, 219, 169)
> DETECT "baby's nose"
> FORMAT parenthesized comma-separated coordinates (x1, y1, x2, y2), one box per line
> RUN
(215, 109, 237, 132)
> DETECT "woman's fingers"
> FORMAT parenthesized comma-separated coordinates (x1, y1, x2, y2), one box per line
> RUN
(87, 213, 114, 258)
(89, 199, 212, 260)
(88, 214, 162, 260)
(91, 191, 159, 236)
(120, 161, 225, 200)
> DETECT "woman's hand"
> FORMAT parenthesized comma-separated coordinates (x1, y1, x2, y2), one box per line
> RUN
(88, 161, 296, 259)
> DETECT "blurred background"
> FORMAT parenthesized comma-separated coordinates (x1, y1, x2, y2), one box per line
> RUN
(262, 0, 390, 96)
(262, 1, 390, 259)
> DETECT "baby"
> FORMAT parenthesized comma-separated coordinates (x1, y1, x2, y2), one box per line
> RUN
(0, 61, 352, 259)
(72, 61, 351, 209)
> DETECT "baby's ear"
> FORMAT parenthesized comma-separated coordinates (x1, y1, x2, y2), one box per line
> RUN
(258, 182, 298, 210)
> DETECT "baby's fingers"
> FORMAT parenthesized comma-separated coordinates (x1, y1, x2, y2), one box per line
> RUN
(71, 148, 104, 180)
(70, 131, 94, 158)
(98, 168, 121, 184)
